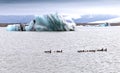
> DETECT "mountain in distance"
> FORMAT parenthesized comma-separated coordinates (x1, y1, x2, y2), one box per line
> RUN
(90, 17, 120, 23)
(73, 14, 120, 23)
(0, 15, 35, 24)
(0, 14, 119, 24)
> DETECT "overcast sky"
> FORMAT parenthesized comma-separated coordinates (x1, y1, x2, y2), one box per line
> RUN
(0, 0, 120, 17)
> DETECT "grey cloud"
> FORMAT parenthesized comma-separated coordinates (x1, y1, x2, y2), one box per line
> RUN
(0, 0, 118, 3)
(0, 0, 92, 4)
(0, 0, 83, 3)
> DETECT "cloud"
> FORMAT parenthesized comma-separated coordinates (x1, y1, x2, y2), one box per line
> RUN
(0, 0, 119, 3)
(0, 0, 120, 15)
(0, 0, 86, 3)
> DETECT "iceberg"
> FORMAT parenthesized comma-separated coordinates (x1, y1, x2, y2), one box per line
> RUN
(99, 22, 111, 27)
(7, 13, 76, 31)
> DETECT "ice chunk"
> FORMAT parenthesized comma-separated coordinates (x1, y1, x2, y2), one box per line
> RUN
(7, 13, 76, 31)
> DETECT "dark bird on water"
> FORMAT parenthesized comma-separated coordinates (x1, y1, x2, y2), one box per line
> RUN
(56, 50, 63, 53)
(44, 50, 52, 53)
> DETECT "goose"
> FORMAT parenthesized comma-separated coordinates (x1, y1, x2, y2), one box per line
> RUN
(44, 50, 52, 53)
(77, 50, 84, 53)
(89, 50, 96, 52)
(56, 50, 63, 53)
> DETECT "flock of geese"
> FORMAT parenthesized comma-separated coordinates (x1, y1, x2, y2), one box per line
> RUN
(44, 50, 63, 53)
(44, 48, 107, 53)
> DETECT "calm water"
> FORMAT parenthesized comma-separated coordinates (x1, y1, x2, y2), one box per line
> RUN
(0, 27, 120, 73)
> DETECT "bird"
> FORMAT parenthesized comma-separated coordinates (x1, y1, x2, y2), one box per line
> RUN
(103, 48, 107, 52)
(56, 50, 63, 53)
(77, 50, 84, 53)
(44, 50, 52, 53)
(97, 48, 103, 51)
(89, 50, 96, 52)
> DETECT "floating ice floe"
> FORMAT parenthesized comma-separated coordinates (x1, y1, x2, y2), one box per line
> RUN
(85, 22, 111, 27)
(98, 22, 111, 27)
(7, 13, 76, 31)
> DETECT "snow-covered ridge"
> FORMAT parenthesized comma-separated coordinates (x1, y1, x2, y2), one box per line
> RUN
(90, 17, 120, 23)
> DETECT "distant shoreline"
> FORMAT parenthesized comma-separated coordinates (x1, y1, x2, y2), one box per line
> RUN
(76, 23, 120, 26)
(0, 23, 27, 27)
(0, 23, 120, 27)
